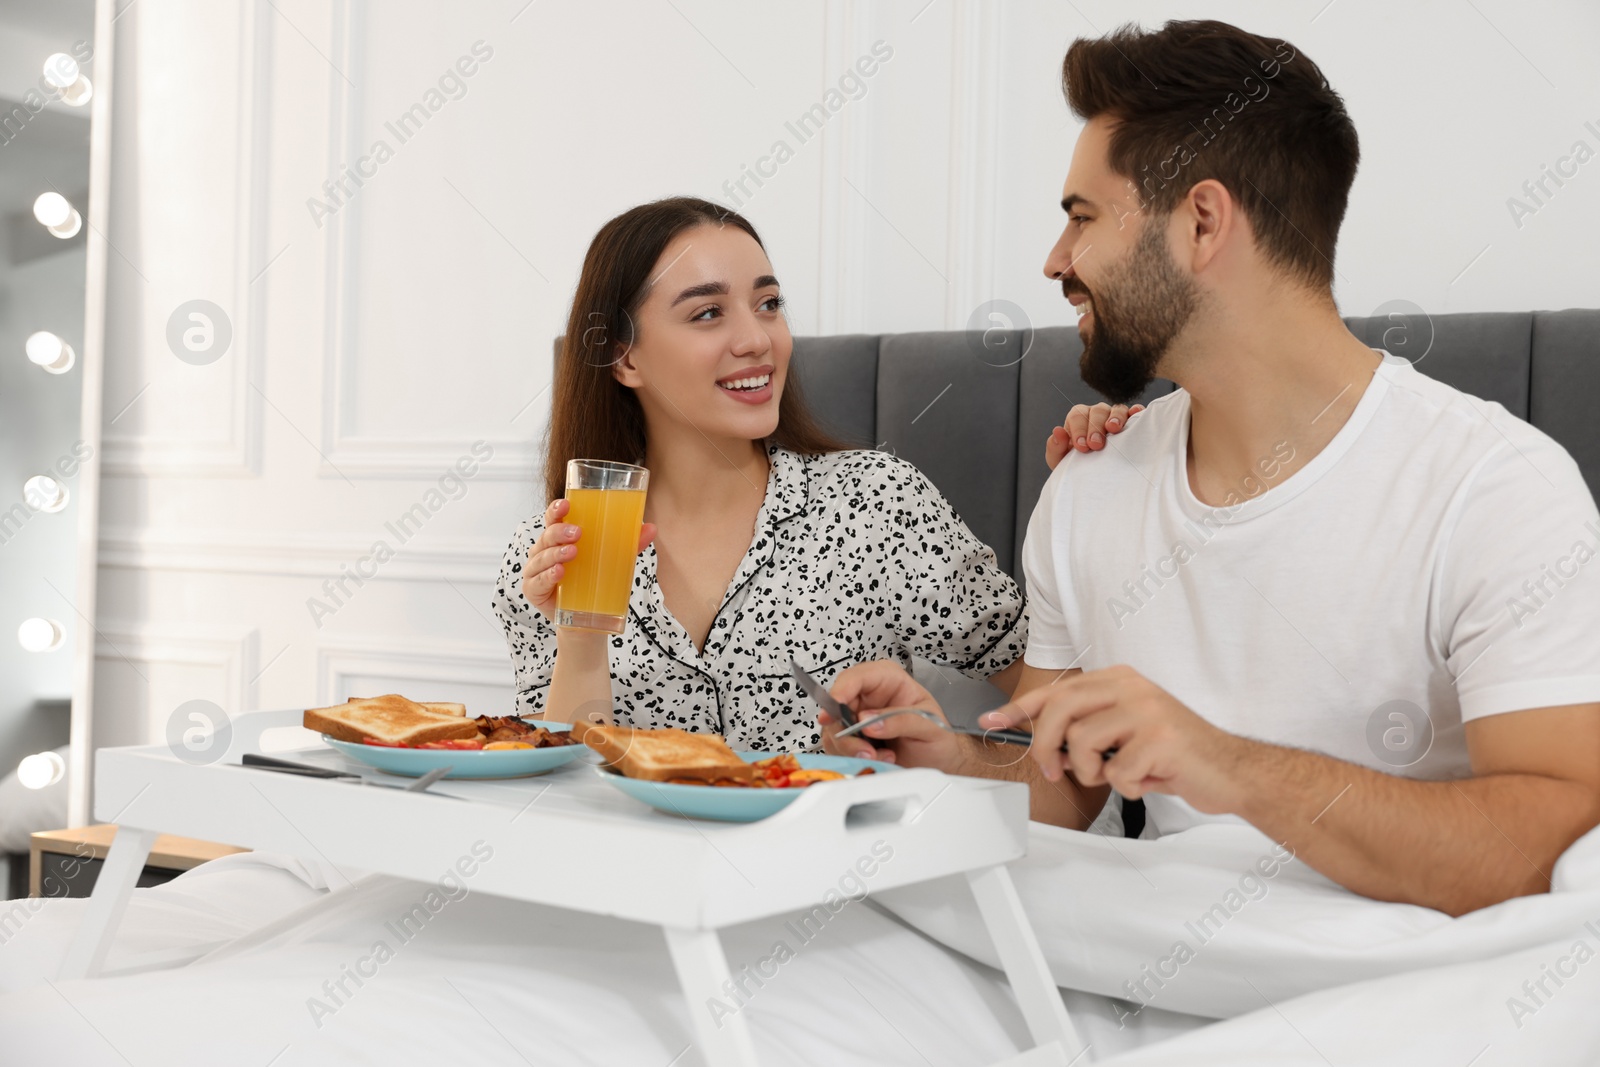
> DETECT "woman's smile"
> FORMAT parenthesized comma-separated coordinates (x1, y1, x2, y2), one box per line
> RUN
(716, 364, 775, 405)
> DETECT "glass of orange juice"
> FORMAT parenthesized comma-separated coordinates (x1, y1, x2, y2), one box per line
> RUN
(555, 459, 649, 634)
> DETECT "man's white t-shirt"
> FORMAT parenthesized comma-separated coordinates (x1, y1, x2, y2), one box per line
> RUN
(1022, 353, 1600, 837)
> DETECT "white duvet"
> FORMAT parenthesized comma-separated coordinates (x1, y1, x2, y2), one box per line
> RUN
(883, 821, 1600, 1064)
(2, 821, 1597, 1065)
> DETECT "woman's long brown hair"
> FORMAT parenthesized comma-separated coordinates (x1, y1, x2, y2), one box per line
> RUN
(544, 197, 847, 505)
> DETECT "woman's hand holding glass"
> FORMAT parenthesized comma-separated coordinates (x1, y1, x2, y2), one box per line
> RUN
(522, 497, 657, 623)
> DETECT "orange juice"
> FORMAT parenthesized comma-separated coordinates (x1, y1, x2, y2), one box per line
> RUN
(557, 487, 648, 625)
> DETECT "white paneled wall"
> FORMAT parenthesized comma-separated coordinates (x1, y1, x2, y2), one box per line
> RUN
(94, 0, 1600, 766)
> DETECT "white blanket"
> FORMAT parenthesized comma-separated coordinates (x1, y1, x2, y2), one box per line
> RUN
(880, 821, 1600, 1064)
(3, 823, 1598, 1065)
(0, 870, 1035, 1066)
(0, 851, 332, 993)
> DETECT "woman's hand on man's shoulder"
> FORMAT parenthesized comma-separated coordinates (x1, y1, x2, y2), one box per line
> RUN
(1045, 402, 1143, 471)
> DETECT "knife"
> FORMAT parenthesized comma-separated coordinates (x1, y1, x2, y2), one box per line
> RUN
(239, 753, 464, 797)
(241, 753, 360, 778)
(791, 659, 856, 728)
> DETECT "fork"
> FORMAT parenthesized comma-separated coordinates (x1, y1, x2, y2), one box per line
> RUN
(835, 707, 1123, 760)
(399, 766, 454, 793)
(833, 707, 1059, 750)
(791, 659, 1114, 759)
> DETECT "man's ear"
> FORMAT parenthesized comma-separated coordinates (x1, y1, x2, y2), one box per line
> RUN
(611, 343, 643, 388)
(1184, 178, 1236, 275)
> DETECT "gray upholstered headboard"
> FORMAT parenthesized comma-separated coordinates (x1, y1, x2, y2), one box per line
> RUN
(790, 309, 1600, 590)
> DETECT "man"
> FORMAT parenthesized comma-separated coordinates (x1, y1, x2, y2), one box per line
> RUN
(823, 19, 1600, 917)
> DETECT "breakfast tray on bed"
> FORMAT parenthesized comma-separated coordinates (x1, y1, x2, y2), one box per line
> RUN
(63, 709, 1084, 1067)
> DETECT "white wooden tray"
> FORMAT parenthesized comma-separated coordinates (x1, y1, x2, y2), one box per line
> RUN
(62, 709, 1084, 1066)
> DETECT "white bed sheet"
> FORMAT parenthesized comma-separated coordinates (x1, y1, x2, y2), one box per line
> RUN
(0, 851, 332, 994)
(1096, 933, 1600, 1066)
(0, 871, 1038, 1066)
(4, 822, 1598, 1065)
(878, 820, 1600, 1064)
(877, 821, 1600, 1018)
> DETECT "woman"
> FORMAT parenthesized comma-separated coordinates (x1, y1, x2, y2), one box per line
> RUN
(492, 196, 1132, 752)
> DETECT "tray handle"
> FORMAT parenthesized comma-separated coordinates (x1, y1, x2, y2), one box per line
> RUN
(760, 766, 955, 833)
(221, 707, 313, 762)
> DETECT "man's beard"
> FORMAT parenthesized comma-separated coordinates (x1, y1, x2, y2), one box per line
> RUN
(1070, 219, 1200, 404)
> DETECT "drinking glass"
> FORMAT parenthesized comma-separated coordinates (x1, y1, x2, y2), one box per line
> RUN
(555, 459, 649, 634)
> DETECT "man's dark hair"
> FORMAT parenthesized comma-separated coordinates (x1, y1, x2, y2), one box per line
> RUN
(1063, 20, 1359, 291)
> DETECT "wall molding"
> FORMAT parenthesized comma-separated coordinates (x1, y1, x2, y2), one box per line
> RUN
(814, 2, 1000, 334)
(315, 0, 537, 481)
(100, 0, 267, 478)
(316, 436, 540, 482)
(316, 636, 512, 705)
(98, 527, 506, 583)
(94, 624, 260, 717)
(814, 0, 874, 336)
(943, 0, 1002, 329)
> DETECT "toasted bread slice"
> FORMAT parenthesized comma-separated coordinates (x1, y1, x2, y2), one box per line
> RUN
(344, 697, 465, 717)
(306, 694, 480, 746)
(582, 725, 755, 783)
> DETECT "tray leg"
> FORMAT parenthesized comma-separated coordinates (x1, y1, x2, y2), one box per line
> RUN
(663, 925, 760, 1067)
(966, 864, 1085, 1064)
(57, 826, 158, 980)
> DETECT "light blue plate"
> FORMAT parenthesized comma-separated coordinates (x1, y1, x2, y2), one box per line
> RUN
(323, 721, 587, 779)
(596, 751, 897, 822)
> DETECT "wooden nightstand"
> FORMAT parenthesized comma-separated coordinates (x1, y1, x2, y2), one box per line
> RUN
(30, 826, 247, 899)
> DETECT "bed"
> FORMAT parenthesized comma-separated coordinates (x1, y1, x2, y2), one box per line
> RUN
(3, 817, 1596, 1065)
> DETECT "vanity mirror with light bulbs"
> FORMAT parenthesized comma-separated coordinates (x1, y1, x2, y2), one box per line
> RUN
(0, 0, 112, 895)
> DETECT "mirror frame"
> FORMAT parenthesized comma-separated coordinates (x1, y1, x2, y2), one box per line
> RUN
(65, 0, 115, 827)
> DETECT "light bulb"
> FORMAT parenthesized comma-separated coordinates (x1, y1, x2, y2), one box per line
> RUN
(23, 475, 68, 513)
(33, 192, 69, 227)
(17, 617, 64, 653)
(25, 331, 74, 373)
(42, 55, 92, 107)
(17, 751, 65, 790)
(25, 331, 61, 365)
(33, 193, 80, 238)
(42, 54, 79, 89)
